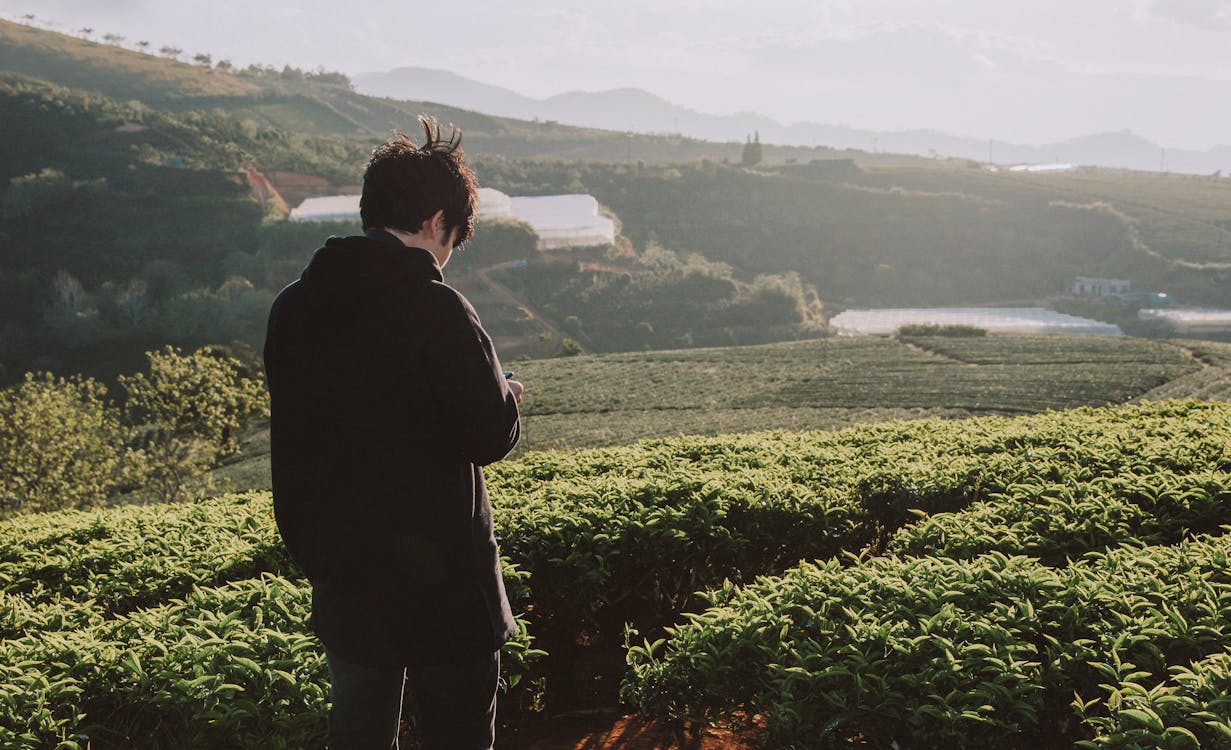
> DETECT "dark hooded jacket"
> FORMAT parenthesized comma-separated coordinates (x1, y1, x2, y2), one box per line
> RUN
(263, 230, 520, 667)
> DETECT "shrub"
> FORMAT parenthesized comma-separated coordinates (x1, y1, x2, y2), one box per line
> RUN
(464, 218, 539, 267)
(623, 535, 1231, 748)
(120, 345, 267, 456)
(0, 495, 541, 748)
(0, 372, 136, 517)
(895, 323, 988, 337)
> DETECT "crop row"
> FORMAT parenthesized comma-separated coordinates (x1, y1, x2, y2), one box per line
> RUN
(905, 334, 1196, 366)
(624, 535, 1231, 749)
(2, 400, 1229, 744)
(0, 571, 542, 749)
(0, 493, 292, 620)
(514, 335, 1201, 420)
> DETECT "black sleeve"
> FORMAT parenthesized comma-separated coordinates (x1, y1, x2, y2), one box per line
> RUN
(421, 284, 521, 465)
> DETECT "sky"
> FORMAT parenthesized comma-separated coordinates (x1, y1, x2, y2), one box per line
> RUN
(4, 0, 1231, 149)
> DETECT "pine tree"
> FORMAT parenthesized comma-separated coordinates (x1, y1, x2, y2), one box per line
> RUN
(741, 131, 763, 166)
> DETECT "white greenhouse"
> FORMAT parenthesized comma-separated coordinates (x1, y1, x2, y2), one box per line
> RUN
(1138, 308, 1231, 334)
(506, 194, 615, 249)
(289, 188, 615, 249)
(476, 187, 514, 220)
(829, 308, 1123, 336)
(288, 195, 360, 222)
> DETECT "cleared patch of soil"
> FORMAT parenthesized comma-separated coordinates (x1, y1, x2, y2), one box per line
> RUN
(507, 710, 759, 750)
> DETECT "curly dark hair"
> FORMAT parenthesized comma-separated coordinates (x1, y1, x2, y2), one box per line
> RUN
(359, 116, 478, 247)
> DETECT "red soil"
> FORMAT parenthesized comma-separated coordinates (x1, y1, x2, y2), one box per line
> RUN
(508, 711, 759, 750)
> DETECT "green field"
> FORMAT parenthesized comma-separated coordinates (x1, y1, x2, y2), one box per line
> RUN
(510, 333, 1225, 449)
(207, 333, 1231, 496)
(5, 400, 1231, 748)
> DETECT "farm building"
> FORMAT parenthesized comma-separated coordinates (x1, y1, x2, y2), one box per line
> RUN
(477, 187, 514, 220)
(1071, 276, 1131, 298)
(289, 188, 615, 249)
(505, 193, 615, 249)
(288, 195, 359, 222)
(829, 307, 1123, 336)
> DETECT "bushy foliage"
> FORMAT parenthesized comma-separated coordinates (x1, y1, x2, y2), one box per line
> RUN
(624, 537, 1231, 749)
(0, 493, 538, 749)
(462, 218, 539, 268)
(0, 373, 135, 517)
(120, 345, 267, 456)
(3, 401, 1231, 745)
(618, 401, 1231, 747)
(896, 323, 988, 337)
(496, 243, 822, 352)
(1, 168, 106, 221)
(0, 346, 268, 516)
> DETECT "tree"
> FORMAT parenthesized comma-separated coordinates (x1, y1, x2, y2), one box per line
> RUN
(78, 27, 94, 40)
(102, 33, 125, 46)
(137, 40, 150, 51)
(193, 52, 213, 67)
(0, 373, 134, 517)
(464, 218, 539, 268)
(120, 345, 268, 456)
(116, 278, 149, 326)
(44, 271, 103, 348)
(741, 131, 763, 166)
(159, 45, 182, 60)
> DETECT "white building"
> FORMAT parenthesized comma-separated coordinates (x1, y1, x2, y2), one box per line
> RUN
(290, 188, 616, 250)
(829, 307, 1123, 336)
(288, 195, 360, 222)
(1138, 308, 1231, 335)
(476, 187, 513, 220)
(1071, 276, 1131, 298)
(505, 193, 615, 249)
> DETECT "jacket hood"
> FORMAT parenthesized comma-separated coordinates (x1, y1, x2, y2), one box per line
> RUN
(298, 232, 443, 311)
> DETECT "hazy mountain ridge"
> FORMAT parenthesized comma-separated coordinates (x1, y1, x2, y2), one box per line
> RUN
(355, 66, 1231, 176)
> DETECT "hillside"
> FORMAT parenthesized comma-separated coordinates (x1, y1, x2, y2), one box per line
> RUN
(479, 158, 1231, 318)
(0, 19, 859, 165)
(3, 18, 1230, 386)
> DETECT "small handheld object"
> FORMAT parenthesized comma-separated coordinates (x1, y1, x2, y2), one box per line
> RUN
(502, 370, 514, 379)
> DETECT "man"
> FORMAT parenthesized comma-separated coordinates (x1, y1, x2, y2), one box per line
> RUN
(264, 117, 523, 749)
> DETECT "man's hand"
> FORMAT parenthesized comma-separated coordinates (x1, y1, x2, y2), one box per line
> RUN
(507, 379, 524, 404)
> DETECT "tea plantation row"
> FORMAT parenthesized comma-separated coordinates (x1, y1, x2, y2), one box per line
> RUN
(1, 400, 1229, 747)
(507, 334, 1224, 450)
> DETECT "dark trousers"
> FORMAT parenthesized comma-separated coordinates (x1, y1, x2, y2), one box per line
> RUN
(325, 646, 499, 750)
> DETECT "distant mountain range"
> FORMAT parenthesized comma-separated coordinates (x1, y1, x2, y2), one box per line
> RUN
(354, 67, 1231, 176)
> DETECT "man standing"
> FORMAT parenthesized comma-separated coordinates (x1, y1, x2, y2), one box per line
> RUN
(264, 117, 522, 749)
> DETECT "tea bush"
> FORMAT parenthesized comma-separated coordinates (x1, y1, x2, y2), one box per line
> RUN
(889, 470, 1231, 562)
(623, 535, 1231, 748)
(4, 400, 1231, 744)
(0, 498, 540, 749)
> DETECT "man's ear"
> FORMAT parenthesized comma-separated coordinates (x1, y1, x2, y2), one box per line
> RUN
(421, 209, 446, 239)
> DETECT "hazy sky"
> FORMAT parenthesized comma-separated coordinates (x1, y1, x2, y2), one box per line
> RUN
(4, 0, 1230, 149)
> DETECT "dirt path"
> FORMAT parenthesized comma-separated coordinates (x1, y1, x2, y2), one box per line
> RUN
(508, 711, 760, 750)
(474, 262, 589, 353)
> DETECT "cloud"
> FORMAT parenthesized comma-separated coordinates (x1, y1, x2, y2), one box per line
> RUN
(1150, 0, 1231, 28)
